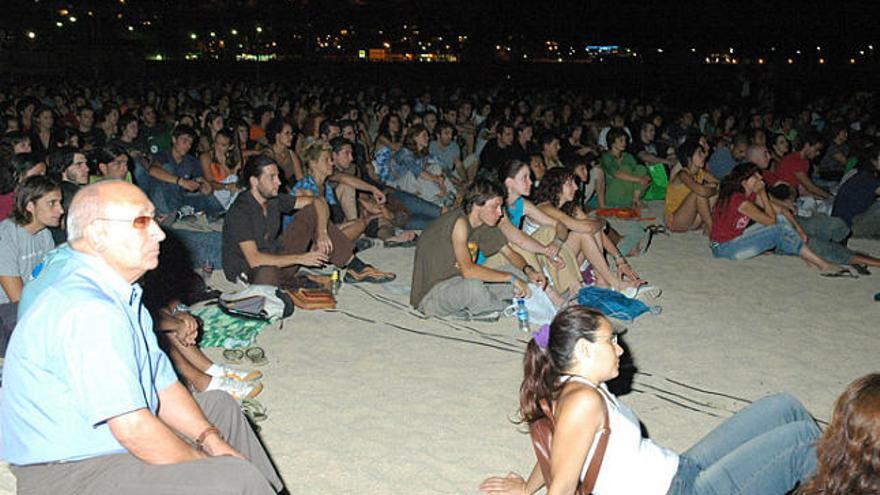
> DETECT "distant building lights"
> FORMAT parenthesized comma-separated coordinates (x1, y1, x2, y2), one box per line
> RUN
(796, 50, 801, 55)
(26, 31, 36, 39)
(816, 46, 821, 51)
(850, 58, 856, 64)
(256, 26, 263, 33)
(127, 25, 134, 31)
(690, 47, 696, 52)
(758, 58, 765, 64)
(656, 48, 663, 53)
(859, 50, 866, 55)
(56, 21, 63, 27)
(729, 47, 734, 54)
(189, 33, 197, 40)
(787, 58, 794, 64)
(69, 16, 77, 22)
(819, 58, 825, 64)
(231, 29, 238, 35)
(869, 45, 874, 50)
(210, 32, 216, 38)
(771, 46, 776, 52)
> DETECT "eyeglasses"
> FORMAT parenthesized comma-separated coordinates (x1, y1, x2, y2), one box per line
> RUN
(95, 214, 159, 229)
(595, 334, 619, 345)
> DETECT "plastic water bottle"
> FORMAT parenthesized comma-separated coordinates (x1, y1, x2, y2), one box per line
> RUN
(515, 297, 530, 332)
(331, 270, 341, 295)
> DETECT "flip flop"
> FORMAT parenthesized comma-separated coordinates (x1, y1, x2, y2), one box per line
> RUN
(821, 268, 858, 279)
(222, 348, 244, 364)
(241, 398, 268, 423)
(344, 266, 396, 284)
(244, 346, 268, 365)
(851, 264, 871, 276)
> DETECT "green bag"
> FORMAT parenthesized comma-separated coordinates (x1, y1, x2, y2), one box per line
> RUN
(643, 163, 668, 201)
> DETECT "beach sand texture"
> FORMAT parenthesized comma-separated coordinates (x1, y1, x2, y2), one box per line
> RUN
(1, 203, 878, 494)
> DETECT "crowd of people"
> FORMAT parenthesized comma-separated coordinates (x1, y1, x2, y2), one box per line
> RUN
(0, 75, 878, 493)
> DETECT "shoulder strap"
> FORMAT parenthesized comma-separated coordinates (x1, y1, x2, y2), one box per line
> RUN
(579, 394, 610, 494)
(533, 388, 612, 495)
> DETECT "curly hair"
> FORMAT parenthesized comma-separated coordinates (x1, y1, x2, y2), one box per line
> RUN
(799, 374, 880, 495)
(532, 167, 575, 207)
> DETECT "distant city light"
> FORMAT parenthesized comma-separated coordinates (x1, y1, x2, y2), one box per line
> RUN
(231, 29, 238, 35)
(256, 26, 263, 33)
(26, 31, 36, 39)
(758, 58, 765, 64)
(796, 50, 801, 55)
(869, 45, 874, 50)
(127, 25, 134, 31)
(210, 32, 216, 38)
(850, 58, 857, 64)
(819, 58, 825, 64)
(690, 47, 696, 53)
(56, 21, 63, 27)
(787, 58, 794, 64)
(189, 33, 197, 40)
(69, 16, 77, 22)
(860, 50, 866, 55)
(816, 46, 821, 51)
(729, 47, 734, 54)
(656, 48, 663, 53)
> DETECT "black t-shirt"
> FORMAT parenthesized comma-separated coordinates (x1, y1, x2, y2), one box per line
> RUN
(222, 191, 298, 282)
(832, 170, 880, 226)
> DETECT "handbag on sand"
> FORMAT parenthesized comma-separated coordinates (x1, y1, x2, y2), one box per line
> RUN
(529, 396, 610, 495)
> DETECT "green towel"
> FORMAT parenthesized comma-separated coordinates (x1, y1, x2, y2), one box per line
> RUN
(193, 305, 269, 349)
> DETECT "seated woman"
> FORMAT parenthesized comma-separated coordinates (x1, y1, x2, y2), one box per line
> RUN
(533, 168, 646, 294)
(710, 162, 846, 275)
(388, 124, 456, 208)
(199, 128, 240, 210)
(664, 139, 719, 233)
(601, 128, 651, 208)
(501, 160, 581, 298)
(293, 140, 386, 244)
(481, 306, 820, 495)
(798, 373, 880, 495)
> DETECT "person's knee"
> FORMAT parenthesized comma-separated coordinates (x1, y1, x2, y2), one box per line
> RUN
(197, 390, 244, 427)
(206, 457, 274, 494)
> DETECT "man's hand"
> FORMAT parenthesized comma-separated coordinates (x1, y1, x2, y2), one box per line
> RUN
(512, 277, 531, 299)
(170, 312, 199, 347)
(542, 243, 566, 269)
(371, 188, 386, 205)
(197, 180, 213, 195)
(315, 232, 333, 255)
(298, 251, 329, 267)
(524, 266, 547, 290)
(639, 176, 651, 188)
(179, 178, 200, 192)
(201, 433, 245, 460)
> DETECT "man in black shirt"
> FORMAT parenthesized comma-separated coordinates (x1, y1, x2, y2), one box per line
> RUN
(222, 155, 395, 286)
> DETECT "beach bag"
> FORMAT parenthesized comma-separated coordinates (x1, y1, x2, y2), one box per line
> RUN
(577, 286, 650, 322)
(219, 285, 293, 322)
(642, 163, 668, 201)
(530, 396, 610, 495)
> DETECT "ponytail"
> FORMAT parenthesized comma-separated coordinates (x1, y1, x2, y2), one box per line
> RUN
(519, 339, 557, 424)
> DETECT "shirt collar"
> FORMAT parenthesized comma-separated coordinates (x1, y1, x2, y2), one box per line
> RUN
(68, 247, 143, 308)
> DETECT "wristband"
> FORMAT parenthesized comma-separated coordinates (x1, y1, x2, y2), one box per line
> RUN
(194, 425, 221, 449)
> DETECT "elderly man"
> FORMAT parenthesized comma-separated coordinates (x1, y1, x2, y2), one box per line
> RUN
(0, 181, 283, 495)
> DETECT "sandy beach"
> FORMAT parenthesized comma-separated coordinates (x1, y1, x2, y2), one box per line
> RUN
(1, 202, 878, 494)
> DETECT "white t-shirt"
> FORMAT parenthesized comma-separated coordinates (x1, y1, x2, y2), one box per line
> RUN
(0, 219, 55, 304)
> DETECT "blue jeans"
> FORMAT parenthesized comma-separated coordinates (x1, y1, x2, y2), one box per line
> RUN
(801, 214, 853, 265)
(390, 189, 442, 230)
(134, 163, 224, 218)
(711, 216, 803, 260)
(163, 228, 223, 270)
(667, 393, 819, 495)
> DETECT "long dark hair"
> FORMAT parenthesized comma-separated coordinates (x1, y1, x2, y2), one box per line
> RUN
(500, 158, 530, 193)
(519, 306, 608, 423)
(799, 374, 880, 495)
(533, 167, 575, 207)
(716, 162, 760, 210)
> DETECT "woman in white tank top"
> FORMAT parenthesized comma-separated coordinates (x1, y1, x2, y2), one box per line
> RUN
(481, 306, 820, 495)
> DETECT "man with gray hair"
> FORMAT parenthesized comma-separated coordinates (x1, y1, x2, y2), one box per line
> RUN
(0, 181, 284, 494)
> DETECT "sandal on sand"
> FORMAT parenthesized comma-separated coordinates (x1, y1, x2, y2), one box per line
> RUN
(344, 265, 396, 284)
(851, 264, 871, 276)
(244, 346, 268, 365)
(384, 237, 418, 248)
(222, 348, 245, 364)
(821, 268, 858, 279)
(241, 398, 268, 423)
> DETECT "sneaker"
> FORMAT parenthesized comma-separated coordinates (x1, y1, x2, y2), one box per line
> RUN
(208, 364, 263, 382)
(207, 375, 263, 400)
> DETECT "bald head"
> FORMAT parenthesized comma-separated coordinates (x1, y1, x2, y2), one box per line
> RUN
(67, 181, 149, 241)
(745, 145, 771, 169)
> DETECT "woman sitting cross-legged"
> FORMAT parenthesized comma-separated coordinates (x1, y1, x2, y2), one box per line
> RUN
(480, 306, 820, 495)
(533, 168, 646, 294)
(710, 162, 849, 276)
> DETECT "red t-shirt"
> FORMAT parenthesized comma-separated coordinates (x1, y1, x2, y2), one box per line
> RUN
(710, 192, 756, 243)
(772, 152, 808, 187)
(0, 192, 13, 221)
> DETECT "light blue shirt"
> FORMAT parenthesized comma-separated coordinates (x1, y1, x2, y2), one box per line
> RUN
(0, 245, 179, 465)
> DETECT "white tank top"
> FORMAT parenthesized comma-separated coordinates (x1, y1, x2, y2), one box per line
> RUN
(561, 376, 679, 495)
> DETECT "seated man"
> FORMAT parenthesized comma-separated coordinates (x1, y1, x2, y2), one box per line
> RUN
(91, 144, 134, 183)
(222, 155, 394, 287)
(410, 180, 547, 319)
(1, 181, 283, 494)
(136, 124, 224, 219)
(47, 147, 89, 244)
(770, 131, 831, 200)
(707, 134, 748, 180)
(0, 175, 62, 356)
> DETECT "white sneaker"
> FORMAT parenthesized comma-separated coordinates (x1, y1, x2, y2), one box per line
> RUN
(207, 376, 263, 400)
(207, 364, 262, 382)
